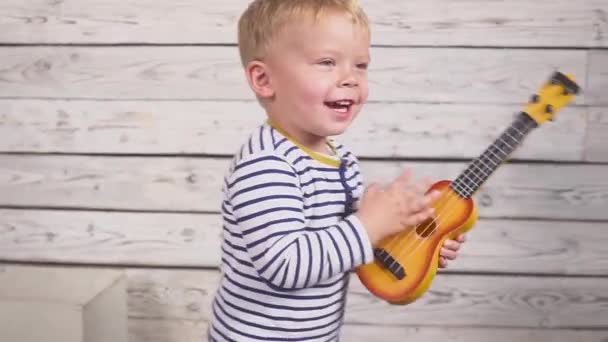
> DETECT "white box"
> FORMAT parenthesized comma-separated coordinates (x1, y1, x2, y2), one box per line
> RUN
(0, 265, 127, 342)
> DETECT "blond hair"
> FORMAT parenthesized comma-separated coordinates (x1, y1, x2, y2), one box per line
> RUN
(237, 0, 369, 67)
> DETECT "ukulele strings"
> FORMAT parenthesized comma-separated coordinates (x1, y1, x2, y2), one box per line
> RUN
(391, 124, 527, 266)
(382, 129, 516, 261)
(396, 121, 534, 263)
(389, 123, 529, 267)
(382, 122, 529, 271)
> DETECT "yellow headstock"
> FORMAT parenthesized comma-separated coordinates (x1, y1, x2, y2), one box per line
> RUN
(524, 71, 581, 125)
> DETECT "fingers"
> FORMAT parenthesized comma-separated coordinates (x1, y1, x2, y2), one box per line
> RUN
(456, 234, 466, 243)
(440, 246, 458, 260)
(442, 239, 461, 252)
(388, 169, 413, 192)
(438, 236, 465, 269)
(411, 189, 441, 211)
(412, 176, 434, 195)
(401, 207, 434, 226)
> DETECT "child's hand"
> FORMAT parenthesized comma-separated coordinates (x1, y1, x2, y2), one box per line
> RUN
(438, 234, 466, 268)
(355, 169, 442, 246)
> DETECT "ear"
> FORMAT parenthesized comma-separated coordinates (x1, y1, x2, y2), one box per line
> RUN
(245, 60, 275, 99)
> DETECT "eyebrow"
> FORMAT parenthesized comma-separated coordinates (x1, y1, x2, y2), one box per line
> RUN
(313, 48, 370, 60)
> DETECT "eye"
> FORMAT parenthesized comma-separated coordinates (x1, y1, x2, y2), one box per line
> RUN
(356, 62, 369, 70)
(318, 59, 336, 67)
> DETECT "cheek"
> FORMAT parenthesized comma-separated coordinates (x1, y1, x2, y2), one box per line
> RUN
(360, 77, 370, 101)
(295, 79, 330, 105)
(361, 86, 369, 102)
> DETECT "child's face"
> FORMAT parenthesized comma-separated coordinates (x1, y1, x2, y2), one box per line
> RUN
(263, 12, 370, 151)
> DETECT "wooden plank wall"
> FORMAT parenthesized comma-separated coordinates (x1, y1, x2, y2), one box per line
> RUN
(1, 0, 607, 341)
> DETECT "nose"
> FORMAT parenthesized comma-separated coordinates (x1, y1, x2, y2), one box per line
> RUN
(339, 67, 359, 88)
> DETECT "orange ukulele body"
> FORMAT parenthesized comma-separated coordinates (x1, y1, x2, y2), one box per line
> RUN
(357, 180, 478, 304)
(356, 71, 581, 305)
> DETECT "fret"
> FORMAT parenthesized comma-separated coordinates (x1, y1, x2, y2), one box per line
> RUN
(451, 113, 538, 198)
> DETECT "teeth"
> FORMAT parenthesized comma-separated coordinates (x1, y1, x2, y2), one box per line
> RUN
(327, 100, 353, 107)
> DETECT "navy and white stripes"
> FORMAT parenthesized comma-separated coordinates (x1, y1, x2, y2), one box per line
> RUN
(209, 122, 374, 341)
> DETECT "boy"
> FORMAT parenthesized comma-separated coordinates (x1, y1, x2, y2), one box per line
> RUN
(209, 1, 465, 340)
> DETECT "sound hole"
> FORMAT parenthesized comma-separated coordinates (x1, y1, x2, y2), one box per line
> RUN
(415, 217, 437, 238)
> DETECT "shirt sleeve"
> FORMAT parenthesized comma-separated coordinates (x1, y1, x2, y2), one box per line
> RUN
(226, 151, 374, 291)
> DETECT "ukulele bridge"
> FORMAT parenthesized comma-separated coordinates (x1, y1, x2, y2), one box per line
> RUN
(374, 248, 406, 280)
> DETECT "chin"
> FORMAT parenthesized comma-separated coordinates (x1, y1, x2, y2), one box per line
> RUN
(323, 123, 351, 137)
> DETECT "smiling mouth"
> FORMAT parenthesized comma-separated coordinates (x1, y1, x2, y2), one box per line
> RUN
(325, 100, 354, 113)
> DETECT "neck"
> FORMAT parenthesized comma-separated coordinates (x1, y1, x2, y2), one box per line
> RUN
(266, 117, 327, 153)
(450, 112, 539, 198)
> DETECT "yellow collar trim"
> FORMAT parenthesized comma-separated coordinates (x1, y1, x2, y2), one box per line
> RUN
(267, 120, 340, 167)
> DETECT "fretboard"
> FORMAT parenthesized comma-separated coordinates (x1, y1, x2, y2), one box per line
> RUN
(451, 113, 539, 198)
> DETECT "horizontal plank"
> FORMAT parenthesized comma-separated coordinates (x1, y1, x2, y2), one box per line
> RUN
(1, 0, 606, 47)
(5, 264, 606, 330)
(2, 209, 607, 275)
(588, 50, 608, 106)
(128, 319, 608, 342)
(1, 155, 607, 220)
(340, 325, 608, 342)
(0, 46, 589, 104)
(0, 210, 221, 267)
(0, 99, 591, 161)
(586, 107, 608, 161)
(123, 268, 608, 328)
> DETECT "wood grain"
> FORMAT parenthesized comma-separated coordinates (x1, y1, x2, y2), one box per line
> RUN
(0, 99, 591, 161)
(340, 325, 608, 342)
(122, 268, 608, 328)
(1, 209, 607, 275)
(1, 155, 606, 220)
(1, 0, 606, 47)
(128, 319, 608, 342)
(585, 107, 608, 161)
(0, 209, 221, 267)
(1, 0, 606, 340)
(588, 50, 608, 106)
(0, 47, 588, 104)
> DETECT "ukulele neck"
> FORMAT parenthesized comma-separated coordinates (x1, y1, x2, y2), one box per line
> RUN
(450, 112, 539, 199)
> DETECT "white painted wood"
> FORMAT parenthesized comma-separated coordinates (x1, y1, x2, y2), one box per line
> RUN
(84, 273, 128, 342)
(1, 0, 606, 47)
(0, 0, 604, 340)
(0, 99, 590, 161)
(0, 47, 588, 104)
(588, 50, 608, 106)
(0, 209, 222, 267)
(0, 154, 226, 212)
(122, 268, 608, 328)
(586, 107, 608, 161)
(128, 319, 208, 342)
(1, 209, 607, 275)
(0, 264, 127, 342)
(346, 273, 608, 328)
(127, 319, 608, 342)
(1, 155, 606, 220)
(364, 161, 608, 221)
(340, 325, 608, 342)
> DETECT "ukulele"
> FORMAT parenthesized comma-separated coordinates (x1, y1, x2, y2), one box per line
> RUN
(356, 71, 581, 305)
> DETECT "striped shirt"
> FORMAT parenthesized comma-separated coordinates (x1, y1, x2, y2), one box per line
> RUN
(209, 121, 375, 341)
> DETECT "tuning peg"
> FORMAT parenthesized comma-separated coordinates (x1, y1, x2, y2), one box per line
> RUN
(530, 94, 540, 103)
(546, 104, 555, 121)
(550, 71, 581, 95)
